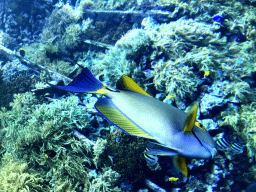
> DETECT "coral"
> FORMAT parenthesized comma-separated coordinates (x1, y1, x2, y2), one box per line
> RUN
(102, 130, 149, 185)
(0, 30, 16, 49)
(92, 138, 108, 168)
(0, 91, 124, 190)
(23, 6, 94, 76)
(0, 62, 39, 108)
(240, 103, 256, 159)
(0, 154, 49, 191)
(95, 29, 152, 87)
(84, 0, 137, 10)
(223, 81, 252, 103)
(219, 103, 241, 132)
(0, 93, 92, 189)
(62, 23, 82, 50)
(147, 18, 225, 101)
(47, 59, 74, 76)
(42, 4, 82, 42)
(3, 0, 256, 191)
(219, 101, 256, 163)
(77, 0, 94, 10)
(83, 167, 121, 192)
(115, 29, 152, 59)
(153, 58, 199, 101)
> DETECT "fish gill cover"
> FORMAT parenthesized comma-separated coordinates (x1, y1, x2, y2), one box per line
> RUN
(0, 0, 255, 191)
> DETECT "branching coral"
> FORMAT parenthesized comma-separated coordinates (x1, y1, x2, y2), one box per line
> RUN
(81, 0, 137, 10)
(0, 91, 123, 190)
(96, 29, 152, 86)
(240, 103, 256, 159)
(0, 154, 49, 191)
(223, 81, 252, 103)
(84, 167, 121, 192)
(219, 102, 256, 161)
(62, 24, 82, 50)
(0, 93, 93, 189)
(93, 138, 108, 168)
(102, 130, 148, 185)
(42, 4, 83, 41)
(153, 58, 199, 101)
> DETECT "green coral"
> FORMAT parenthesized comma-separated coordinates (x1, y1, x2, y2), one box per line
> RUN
(0, 154, 49, 191)
(62, 24, 82, 50)
(102, 130, 149, 185)
(0, 91, 124, 190)
(92, 138, 108, 168)
(223, 81, 252, 103)
(0, 66, 39, 109)
(93, 29, 152, 88)
(153, 58, 199, 100)
(83, 167, 121, 192)
(81, 0, 137, 10)
(219, 101, 256, 162)
(240, 103, 256, 159)
(42, 4, 83, 41)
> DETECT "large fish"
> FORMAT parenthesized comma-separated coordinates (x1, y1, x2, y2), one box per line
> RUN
(52, 67, 217, 177)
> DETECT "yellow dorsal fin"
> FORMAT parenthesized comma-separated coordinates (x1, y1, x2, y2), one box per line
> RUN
(183, 103, 198, 133)
(116, 75, 152, 97)
(174, 156, 188, 177)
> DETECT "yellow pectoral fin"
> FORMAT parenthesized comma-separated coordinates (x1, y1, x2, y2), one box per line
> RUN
(95, 98, 153, 139)
(116, 75, 152, 97)
(183, 102, 198, 133)
(174, 156, 188, 177)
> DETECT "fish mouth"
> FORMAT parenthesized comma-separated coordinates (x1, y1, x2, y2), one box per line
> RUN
(209, 147, 217, 158)
(203, 142, 217, 158)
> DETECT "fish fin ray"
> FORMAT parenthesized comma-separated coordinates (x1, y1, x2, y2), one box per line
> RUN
(50, 67, 105, 94)
(95, 98, 153, 139)
(146, 148, 178, 156)
(183, 102, 198, 133)
(173, 156, 188, 178)
(116, 75, 151, 97)
(146, 141, 178, 156)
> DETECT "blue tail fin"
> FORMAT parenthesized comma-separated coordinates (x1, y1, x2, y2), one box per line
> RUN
(51, 67, 103, 93)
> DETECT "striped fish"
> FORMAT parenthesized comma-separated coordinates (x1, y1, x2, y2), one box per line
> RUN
(216, 138, 244, 154)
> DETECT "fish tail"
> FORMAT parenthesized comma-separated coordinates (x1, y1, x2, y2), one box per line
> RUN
(51, 67, 107, 95)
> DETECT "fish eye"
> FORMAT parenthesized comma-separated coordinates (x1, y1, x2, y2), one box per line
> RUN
(195, 122, 206, 130)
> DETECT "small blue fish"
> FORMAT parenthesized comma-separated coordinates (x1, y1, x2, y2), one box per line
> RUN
(213, 15, 228, 23)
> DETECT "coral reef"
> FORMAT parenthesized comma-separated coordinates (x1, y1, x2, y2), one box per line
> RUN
(0, 92, 121, 190)
(1, 0, 256, 191)
(0, 154, 49, 191)
(102, 130, 149, 186)
(97, 28, 152, 87)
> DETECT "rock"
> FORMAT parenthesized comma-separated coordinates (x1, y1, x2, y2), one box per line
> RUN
(201, 119, 219, 131)
(200, 94, 226, 117)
